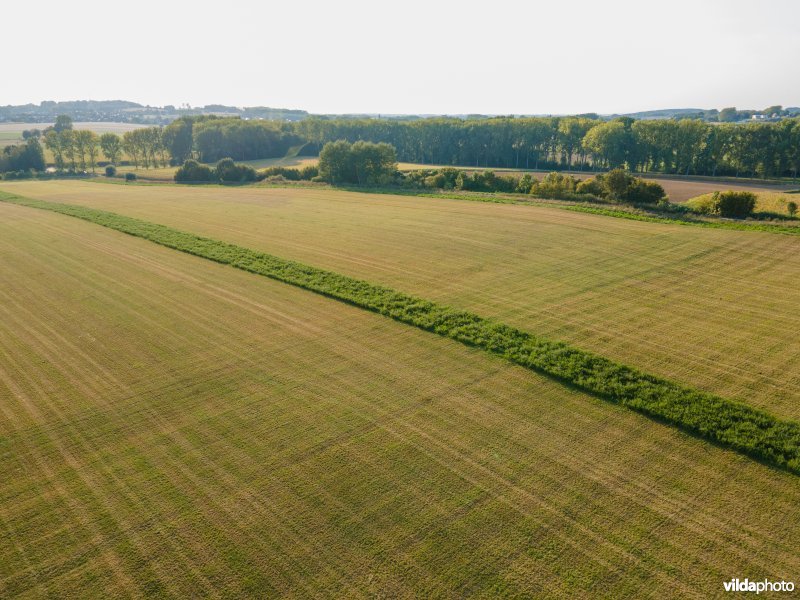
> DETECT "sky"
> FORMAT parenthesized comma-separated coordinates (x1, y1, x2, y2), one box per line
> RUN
(5, 0, 800, 115)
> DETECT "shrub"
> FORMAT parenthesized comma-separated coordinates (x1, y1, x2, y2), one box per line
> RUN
(576, 177, 604, 197)
(581, 170, 665, 204)
(259, 166, 301, 181)
(531, 172, 578, 199)
(603, 169, 635, 200)
(125, 172, 137, 181)
(105, 165, 117, 177)
(626, 179, 666, 204)
(516, 174, 535, 194)
(174, 159, 215, 183)
(687, 191, 756, 219)
(453, 170, 517, 193)
(1, 169, 35, 180)
(712, 191, 757, 219)
(299, 165, 319, 180)
(424, 173, 446, 189)
(216, 158, 257, 183)
(788, 201, 798, 217)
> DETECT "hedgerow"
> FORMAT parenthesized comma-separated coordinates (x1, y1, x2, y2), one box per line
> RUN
(3, 191, 800, 475)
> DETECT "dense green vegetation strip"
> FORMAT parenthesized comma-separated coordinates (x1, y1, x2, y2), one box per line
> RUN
(4, 191, 800, 475)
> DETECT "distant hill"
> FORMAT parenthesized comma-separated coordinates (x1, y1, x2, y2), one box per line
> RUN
(619, 108, 708, 119)
(0, 101, 309, 125)
(1, 101, 797, 125)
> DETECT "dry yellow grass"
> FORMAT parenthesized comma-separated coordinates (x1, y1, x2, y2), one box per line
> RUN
(1, 200, 799, 597)
(3, 180, 798, 422)
(687, 191, 800, 216)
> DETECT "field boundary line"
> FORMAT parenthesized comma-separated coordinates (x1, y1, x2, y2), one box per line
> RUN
(3, 191, 799, 476)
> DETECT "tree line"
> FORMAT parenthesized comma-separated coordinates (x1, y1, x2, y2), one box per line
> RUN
(42, 127, 172, 171)
(294, 116, 800, 179)
(4, 113, 799, 181)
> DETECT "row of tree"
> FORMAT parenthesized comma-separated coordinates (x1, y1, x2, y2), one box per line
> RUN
(6, 114, 799, 181)
(38, 127, 171, 171)
(293, 116, 800, 179)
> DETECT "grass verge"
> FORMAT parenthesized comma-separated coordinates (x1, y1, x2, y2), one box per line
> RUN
(3, 190, 799, 475)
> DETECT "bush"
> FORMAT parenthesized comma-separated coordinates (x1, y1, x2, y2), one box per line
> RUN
(788, 201, 797, 217)
(712, 191, 757, 218)
(626, 179, 666, 204)
(259, 166, 301, 181)
(216, 158, 257, 183)
(686, 191, 756, 218)
(603, 169, 635, 200)
(576, 177, 604, 197)
(299, 165, 319, 180)
(516, 174, 535, 194)
(455, 170, 517, 193)
(125, 172, 137, 181)
(578, 170, 666, 204)
(1, 169, 35, 180)
(174, 159, 215, 183)
(531, 172, 578, 199)
(424, 173, 446, 189)
(105, 165, 117, 177)
(714, 191, 757, 218)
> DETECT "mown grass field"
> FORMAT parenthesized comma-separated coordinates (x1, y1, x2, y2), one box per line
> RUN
(2, 198, 800, 598)
(4, 180, 799, 422)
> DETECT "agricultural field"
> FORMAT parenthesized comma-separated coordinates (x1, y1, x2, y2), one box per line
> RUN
(1, 190, 800, 598)
(3, 180, 799, 422)
(0, 121, 148, 147)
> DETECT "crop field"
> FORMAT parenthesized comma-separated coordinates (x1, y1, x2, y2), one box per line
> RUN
(3, 180, 799, 422)
(0, 121, 148, 136)
(2, 193, 800, 598)
(0, 131, 22, 148)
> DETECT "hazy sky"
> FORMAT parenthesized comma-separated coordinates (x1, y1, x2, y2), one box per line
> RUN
(6, 0, 800, 114)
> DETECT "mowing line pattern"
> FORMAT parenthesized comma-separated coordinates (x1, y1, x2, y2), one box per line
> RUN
(3, 191, 800, 476)
(88, 178, 800, 236)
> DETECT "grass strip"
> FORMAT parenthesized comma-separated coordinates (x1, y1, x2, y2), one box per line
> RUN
(4, 190, 800, 475)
